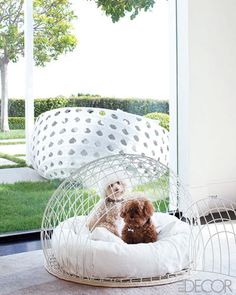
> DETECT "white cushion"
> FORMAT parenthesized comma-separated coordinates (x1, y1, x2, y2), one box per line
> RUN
(51, 212, 190, 278)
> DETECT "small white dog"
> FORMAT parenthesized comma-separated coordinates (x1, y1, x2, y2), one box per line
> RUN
(87, 180, 126, 236)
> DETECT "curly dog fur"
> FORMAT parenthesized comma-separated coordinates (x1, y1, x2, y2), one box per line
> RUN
(121, 197, 157, 244)
(87, 181, 126, 236)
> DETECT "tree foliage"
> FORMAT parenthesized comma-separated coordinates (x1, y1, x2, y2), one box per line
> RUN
(0, 0, 77, 66)
(93, 0, 156, 22)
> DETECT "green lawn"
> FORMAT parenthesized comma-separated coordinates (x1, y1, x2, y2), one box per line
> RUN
(0, 177, 170, 234)
(0, 181, 60, 233)
(0, 129, 25, 140)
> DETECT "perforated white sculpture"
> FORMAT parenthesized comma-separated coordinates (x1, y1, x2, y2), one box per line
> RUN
(30, 108, 169, 179)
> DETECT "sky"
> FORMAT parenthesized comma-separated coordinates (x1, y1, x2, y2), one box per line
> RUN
(8, 0, 169, 99)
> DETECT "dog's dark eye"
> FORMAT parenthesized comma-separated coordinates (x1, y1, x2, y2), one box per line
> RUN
(110, 184, 113, 187)
(117, 181, 120, 185)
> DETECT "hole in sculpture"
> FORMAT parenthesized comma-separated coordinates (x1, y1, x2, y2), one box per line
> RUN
(96, 130, 103, 136)
(58, 139, 64, 145)
(82, 139, 89, 144)
(108, 134, 115, 140)
(49, 142, 53, 147)
(85, 128, 91, 133)
(145, 132, 150, 139)
(135, 126, 140, 131)
(98, 120, 104, 126)
(43, 136, 46, 141)
(107, 145, 114, 152)
(69, 138, 76, 144)
(160, 147, 163, 154)
(46, 115, 51, 120)
(81, 149, 88, 156)
(134, 135, 139, 142)
(43, 125, 48, 131)
(37, 130, 40, 136)
(59, 161, 63, 166)
(42, 146, 45, 151)
(42, 156, 46, 161)
(111, 114, 118, 119)
(163, 129, 166, 134)
(95, 141, 101, 147)
(58, 150, 63, 156)
(45, 166, 48, 170)
(65, 109, 71, 113)
(110, 124, 117, 129)
(71, 162, 75, 166)
(167, 145, 169, 151)
(55, 111, 60, 116)
(71, 127, 78, 132)
(86, 118, 91, 123)
(121, 139, 127, 146)
(76, 108, 82, 112)
(75, 117, 80, 122)
(122, 129, 128, 135)
(152, 150, 156, 156)
(146, 122, 151, 128)
(54, 172, 57, 176)
(61, 171, 65, 175)
(52, 121, 57, 126)
(59, 128, 66, 134)
(141, 152, 145, 157)
(50, 162, 54, 167)
(155, 130, 159, 136)
(50, 131, 55, 137)
(87, 109, 94, 114)
(49, 152, 53, 157)
(69, 149, 75, 155)
(123, 119, 130, 125)
(153, 140, 157, 146)
(37, 151, 39, 156)
(162, 138, 165, 144)
(62, 118, 68, 124)
(94, 152, 100, 158)
(144, 142, 148, 148)
(136, 117, 142, 122)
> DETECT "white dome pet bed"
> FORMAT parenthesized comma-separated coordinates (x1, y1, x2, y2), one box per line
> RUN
(51, 212, 190, 278)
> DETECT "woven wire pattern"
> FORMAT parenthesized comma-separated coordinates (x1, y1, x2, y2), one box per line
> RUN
(41, 154, 193, 286)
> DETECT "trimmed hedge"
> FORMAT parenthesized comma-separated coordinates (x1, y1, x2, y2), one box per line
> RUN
(9, 117, 25, 130)
(144, 112, 170, 131)
(8, 96, 169, 117)
(9, 112, 170, 131)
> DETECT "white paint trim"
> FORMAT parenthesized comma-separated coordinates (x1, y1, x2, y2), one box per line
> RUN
(169, 0, 178, 177)
(175, 0, 189, 187)
(24, 0, 34, 165)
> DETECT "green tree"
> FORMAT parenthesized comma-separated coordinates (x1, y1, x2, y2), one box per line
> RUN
(0, 0, 77, 131)
(94, 0, 155, 22)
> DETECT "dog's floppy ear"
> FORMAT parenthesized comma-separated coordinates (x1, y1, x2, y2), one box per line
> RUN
(143, 200, 154, 217)
(120, 202, 128, 218)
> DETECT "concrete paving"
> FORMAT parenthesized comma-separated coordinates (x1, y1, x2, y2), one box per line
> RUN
(0, 167, 45, 184)
(0, 138, 25, 143)
(0, 144, 26, 155)
(0, 158, 16, 166)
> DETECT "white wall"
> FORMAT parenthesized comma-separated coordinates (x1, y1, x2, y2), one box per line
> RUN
(177, 0, 236, 204)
